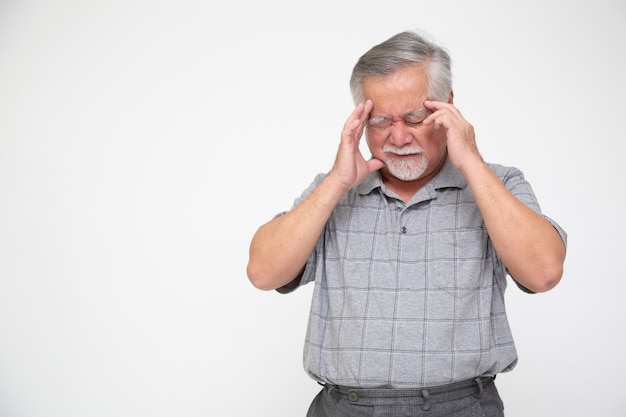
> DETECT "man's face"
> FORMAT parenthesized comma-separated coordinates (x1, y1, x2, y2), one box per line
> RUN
(363, 65, 449, 182)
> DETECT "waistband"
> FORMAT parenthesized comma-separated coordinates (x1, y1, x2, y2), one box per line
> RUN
(326, 376, 495, 407)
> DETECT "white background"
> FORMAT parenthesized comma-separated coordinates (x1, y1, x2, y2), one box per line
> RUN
(1, 1, 625, 416)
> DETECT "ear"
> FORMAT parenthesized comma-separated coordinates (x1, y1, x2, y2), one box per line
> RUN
(448, 90, 454, 104)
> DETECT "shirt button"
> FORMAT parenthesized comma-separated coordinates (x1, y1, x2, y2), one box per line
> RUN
(348, 392, 359, 402)
(401, 226, 407, 234)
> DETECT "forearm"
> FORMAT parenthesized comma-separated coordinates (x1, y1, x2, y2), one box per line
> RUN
(247, 101, 385, 291)
(462, 161, 566, 292)
(247, 175, 348, 291)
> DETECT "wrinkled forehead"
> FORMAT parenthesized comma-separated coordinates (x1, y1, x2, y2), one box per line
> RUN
(361, 64, 428, 91)
(361, 66, 429, 115)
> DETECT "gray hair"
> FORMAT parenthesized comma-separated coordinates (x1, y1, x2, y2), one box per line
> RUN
(349, 30, 452, 104)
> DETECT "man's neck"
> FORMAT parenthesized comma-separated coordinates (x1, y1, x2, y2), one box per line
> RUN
(381, 157, 447, 203)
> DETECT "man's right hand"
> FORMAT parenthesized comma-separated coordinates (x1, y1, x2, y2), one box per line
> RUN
(247, 101, 385, 291)
(327, 100, 385, 191)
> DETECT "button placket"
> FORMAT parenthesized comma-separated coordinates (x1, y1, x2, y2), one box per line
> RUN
(396, 204, 407, 235)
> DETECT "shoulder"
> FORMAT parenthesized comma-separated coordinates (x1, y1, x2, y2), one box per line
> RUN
(486, 162, 523, 179)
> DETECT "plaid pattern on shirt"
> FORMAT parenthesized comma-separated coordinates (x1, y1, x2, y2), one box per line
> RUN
(283, 158, 567, 389)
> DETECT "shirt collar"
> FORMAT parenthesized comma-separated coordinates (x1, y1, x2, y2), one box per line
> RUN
(430, 157, 468, 191)
(356, 157, 468, 196)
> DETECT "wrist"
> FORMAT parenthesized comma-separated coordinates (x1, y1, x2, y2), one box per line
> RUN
(325, 170, 354, 195)
(454, 152, 486, 178)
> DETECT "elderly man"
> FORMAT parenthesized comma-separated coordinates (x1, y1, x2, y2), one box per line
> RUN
(247, 30, 567, 417)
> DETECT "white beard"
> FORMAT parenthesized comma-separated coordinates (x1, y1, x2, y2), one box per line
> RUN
(383, 145, 428, 181)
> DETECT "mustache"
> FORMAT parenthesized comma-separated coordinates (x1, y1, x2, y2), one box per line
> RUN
(382, 144, 423, 155)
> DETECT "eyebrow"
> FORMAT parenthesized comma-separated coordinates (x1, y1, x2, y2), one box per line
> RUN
(403, 107, 428, 119)
(368, 115, 390, 124)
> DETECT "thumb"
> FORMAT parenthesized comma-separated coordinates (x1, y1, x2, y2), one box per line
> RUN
(366, 157, 385, 173)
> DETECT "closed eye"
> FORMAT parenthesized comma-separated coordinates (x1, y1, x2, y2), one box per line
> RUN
(367, 109, 430, 130)
(404, 116, 426, 126)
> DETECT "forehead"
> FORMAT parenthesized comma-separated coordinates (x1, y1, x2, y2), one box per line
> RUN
(361, 65, 429, 115)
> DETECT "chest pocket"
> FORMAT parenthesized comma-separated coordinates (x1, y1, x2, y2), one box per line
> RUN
(424, 228, 490, 298)
(394, 226, 491, 298)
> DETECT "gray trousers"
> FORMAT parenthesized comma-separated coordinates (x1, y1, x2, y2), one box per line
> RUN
(306, 376, 505, 417)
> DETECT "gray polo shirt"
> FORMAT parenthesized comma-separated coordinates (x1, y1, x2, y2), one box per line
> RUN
(282, 158, 567, 389)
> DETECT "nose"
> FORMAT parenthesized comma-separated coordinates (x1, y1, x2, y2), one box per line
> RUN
(389, 121, 413, 145)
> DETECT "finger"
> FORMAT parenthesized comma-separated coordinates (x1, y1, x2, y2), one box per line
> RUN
(424, 99, 454, 111)
(423, 104, 462, 129)
(355, 100, 373, 137)
(341, 104, 364, 139)
(344, 101, 372, 140)
(349, 101, 372, 133)
(423, 99, 446, 113)
(423, 111, 448, 128)
(423, 100, 442, 126)
(361, 99, 373, 122)
(344, 102, 364, 127)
